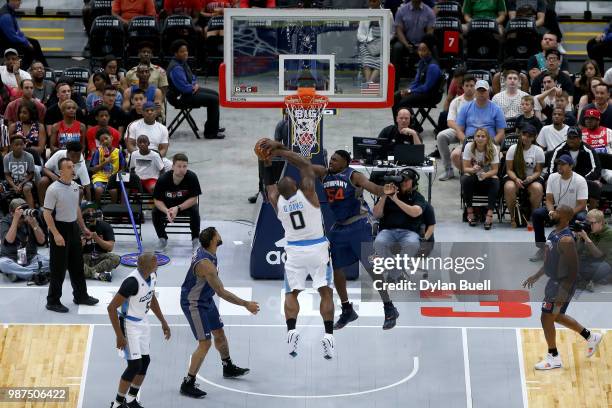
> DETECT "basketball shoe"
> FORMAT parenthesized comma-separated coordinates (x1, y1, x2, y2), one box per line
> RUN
(321, 334, 335, 360)
(587, 332, 603, 357)
(180, 376, 207, 398)
(287, 329, 300, 357)
(333, 304, 358, 330)
(534, 353, 562, 370)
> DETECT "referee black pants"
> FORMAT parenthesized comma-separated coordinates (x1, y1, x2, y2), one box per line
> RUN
(152, 206, 200, 240)
(47, 221, 88, 305)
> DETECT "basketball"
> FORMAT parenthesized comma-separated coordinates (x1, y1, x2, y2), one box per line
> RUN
(254, 138, 273, 160)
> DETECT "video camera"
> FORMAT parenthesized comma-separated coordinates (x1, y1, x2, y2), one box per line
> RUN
(570, 220, 591, 233)
(382, 168, 420, 188)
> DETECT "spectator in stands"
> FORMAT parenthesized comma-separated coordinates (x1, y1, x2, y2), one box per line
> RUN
(515, 95, 543, 135)
(461, 128, 500, 230)
(530, 153, 587, 261)
(373, 169, 426, 279)
(378, 108, 422, 157)
(0, 1, 48, 68)
(578, 83, 612, 129)
(574, 60, 601, 108)
(530, 49, 574, 103)
(586, 21, 612, 74)
(80, 201, 120, 282)
(124, 88, 146, 123)
(547, 91, 577, 127)
(392, 35, 441, 117)
(3, 136, 35, 208)
(122, 64, 163, 114)
(580, 109, 612, 155)
(506, 0, 545, 31)
(44, 82, 86, 132)
(122, 42, 168, 96)
(577, 76, 602, 119)
(8, 100, 46, 160)
(0, 198, 48, 282)
(86, 72, 123, 113)
(492, 70, 530, 95)
(533, 73, 562, 122)
(527, 31, 569, 81)
(0, 48, 30, 90)
(0, 75, 15, 115)
(536, 107, 568, 151)
(577, 209, 612, 286)
(88, 85, 127, 135)
(163, 0, 203, 19)
(86, 105, 121, 161)
(357, 0, 383, 85)
(492, 70, 528, 119)
(152, 153, 202, 251)
(450, 80, 506, 168)
(39, 142, 92, 204)
(390, 0, 435, 90)
(167, 40, 224, 139)
(128, 134, 164, 193)
(29, 61, 54, 104)
(126, 101, 171, 169)
(50, 100, 86, 154)
(87, 55, 124, 95)
(461, 0, 507, 34)
(441, 68, 465, 113)
(437, 74, 476, 181)
(89, 128, 125, 204)
(112, 0, 157, 25)
(550, 126, 602, 209)
(4, 79, 45, 125)
(504, 124, 545, 227)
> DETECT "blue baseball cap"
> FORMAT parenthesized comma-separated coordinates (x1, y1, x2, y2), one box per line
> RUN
(556, 154, 574, 165)
(143, 101, 156, 110)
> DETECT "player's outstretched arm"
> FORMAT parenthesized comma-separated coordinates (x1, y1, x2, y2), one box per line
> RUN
(197, 260, 260, 314)
(351, 171, 384, 196)
(149, 295, 171, 340)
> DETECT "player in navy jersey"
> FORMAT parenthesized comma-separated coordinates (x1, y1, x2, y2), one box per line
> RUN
(107, 253, 171, 408)
(523, 205, 603, 370)
(179, 227, 260, 398)
(313, 150, 400, 330)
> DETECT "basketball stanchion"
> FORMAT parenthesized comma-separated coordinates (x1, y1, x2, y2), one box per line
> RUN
(117, 172, 170, 267)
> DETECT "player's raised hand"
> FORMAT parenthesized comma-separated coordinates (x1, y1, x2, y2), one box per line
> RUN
(245, 301, 260, 315)
(162, 322, 171, 340)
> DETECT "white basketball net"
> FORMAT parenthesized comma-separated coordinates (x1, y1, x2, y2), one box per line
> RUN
(285, 89, 328, 158)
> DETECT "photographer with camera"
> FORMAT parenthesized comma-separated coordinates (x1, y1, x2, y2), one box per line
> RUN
(575, 209, 612, 287)
(0, 198, 48, 282)
(81, 201, 120, 282)
(373, 168, 426, 280)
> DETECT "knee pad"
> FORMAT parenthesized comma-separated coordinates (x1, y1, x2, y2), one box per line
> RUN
(121, 358, 142, 382)
(139, 354, 150, 375)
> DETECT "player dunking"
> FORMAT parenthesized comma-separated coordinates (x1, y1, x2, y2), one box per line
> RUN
(259, 139, 336, 359)
(317, 150, 399, 330)
(522, 205, 603, 370)
(179, 227, 260, 398)
(107, 253, 171, 408)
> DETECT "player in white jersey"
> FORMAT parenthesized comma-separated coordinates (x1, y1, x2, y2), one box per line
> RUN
(107, 253, 171, 408)
(258, 138, 335, 360)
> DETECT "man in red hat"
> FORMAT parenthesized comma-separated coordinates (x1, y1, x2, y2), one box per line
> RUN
(581, 108, 612, 155)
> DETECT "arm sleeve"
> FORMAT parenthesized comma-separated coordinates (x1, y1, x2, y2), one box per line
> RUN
(168, 66, 193, 94)
(577, 177, 588, 200)
(154, 154, 164, 172)
(506, 145, 516, 161)
(45, 152, 59, 173)
(26, 154, 35, 173)
(536, 147, 545, 163)
(101, 221, 115, 242)
(462, 144, 473, 160)
(456, 104, 468, 128)
(160, 125, 169, 144)
(411, 64, 441, 94)
(43, 184, 57, 210)
(494, 105, 507, 130)
(152, 174, 165, 199)
(189, 172, 202, 196)
(118, 277, 139, 297)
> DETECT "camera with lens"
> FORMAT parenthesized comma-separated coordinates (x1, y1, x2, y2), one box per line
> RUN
(383, 174, 403, 188)
(17, 205, 38, 218)
(570, 220, 591, 233)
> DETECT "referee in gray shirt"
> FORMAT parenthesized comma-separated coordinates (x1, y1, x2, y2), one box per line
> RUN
(43, 157, 99, 313)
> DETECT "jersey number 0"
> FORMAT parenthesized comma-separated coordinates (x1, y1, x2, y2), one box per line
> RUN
(290, 211, 305, 230)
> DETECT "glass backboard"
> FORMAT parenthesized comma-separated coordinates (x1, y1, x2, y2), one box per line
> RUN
(220, 9, 393, 108)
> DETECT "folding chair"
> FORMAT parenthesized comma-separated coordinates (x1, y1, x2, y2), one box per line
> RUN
(166, 96, 200, 139)
(62, 67, 91, 83)
(89, 16, 124, 70)
(465, 19, 501, 70)
(412, 73, 447, 132)
(126, 16, 160, 66)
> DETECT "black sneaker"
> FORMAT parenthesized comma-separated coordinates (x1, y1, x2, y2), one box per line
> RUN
(382, 305, 399, 330)
(126, 399, 144, 408)
(333, 305, 359, 330)
(428, 149, 441, 159)
(109, 402, 128, 408)
(223, 363, 250, 378)
(204, 132, 225, 139)
(73, 296, 99, 306)
(46, 303, 69, 313)
(180, 377, 207, 398)
(98, 272, 112, 282)
(248, 194, 258, 204)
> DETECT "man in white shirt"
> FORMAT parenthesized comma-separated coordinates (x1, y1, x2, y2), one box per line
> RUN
(38, 141, 91, 204)
(492, 70, 529, 119)
(126, 102, 171, 170)
(0, 48, 31, 89)
(530, 154, 587, 261)
(536, 108, 568, 151)
(436, 74, 476, 180)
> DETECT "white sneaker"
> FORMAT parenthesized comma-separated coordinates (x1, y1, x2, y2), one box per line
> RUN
(321, 334, 335, 360)
(587, 332, 603, 357)
(156, 238, 168, 251)
(534, 353, 562, 370)
(287, 329, 300, 358)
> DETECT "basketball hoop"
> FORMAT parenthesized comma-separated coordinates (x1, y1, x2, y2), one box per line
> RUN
(284, 88, 328, 158)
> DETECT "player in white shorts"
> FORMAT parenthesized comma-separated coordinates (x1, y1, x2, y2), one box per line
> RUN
(259, 138, 335, 360)
(107, 253, 171, 408)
